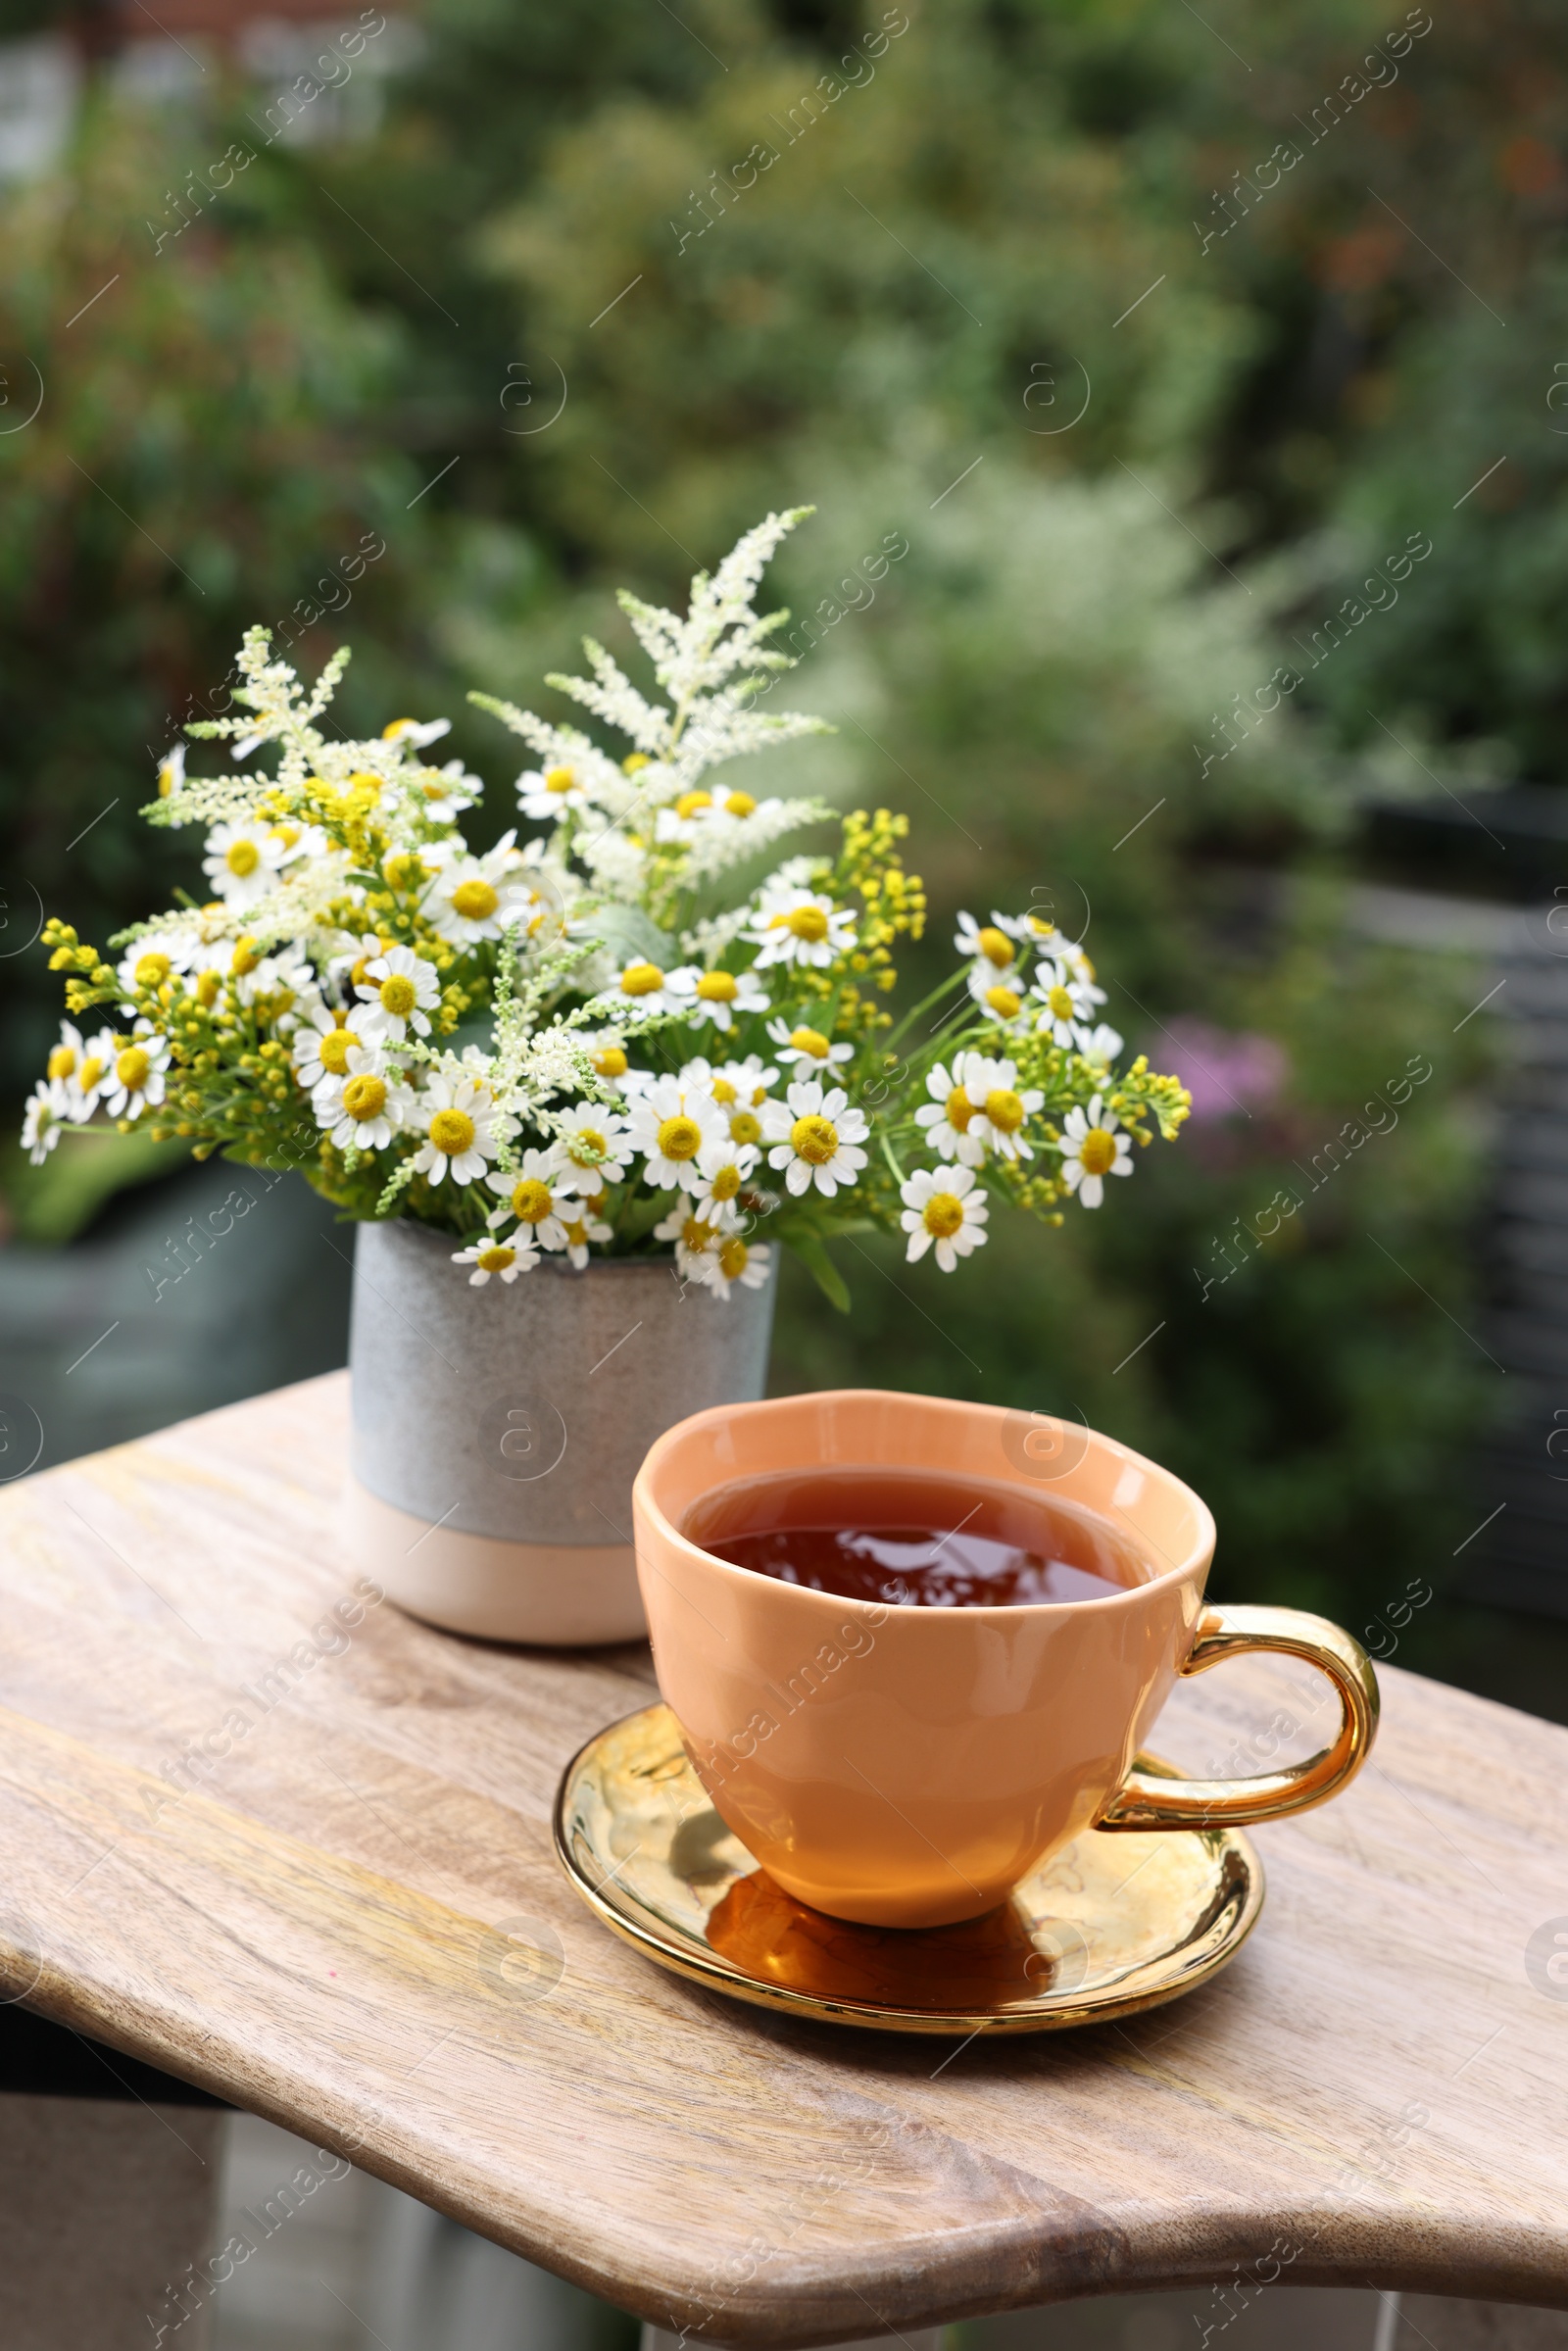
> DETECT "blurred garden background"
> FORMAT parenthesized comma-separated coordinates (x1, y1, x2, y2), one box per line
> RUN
(3, 0, 1567, 1710)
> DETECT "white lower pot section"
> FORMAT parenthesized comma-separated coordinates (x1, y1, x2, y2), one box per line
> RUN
(342, 1475, 646, 1645)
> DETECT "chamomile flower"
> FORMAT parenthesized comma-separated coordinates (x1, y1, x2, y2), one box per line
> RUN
(691, 1138, 760, 1223)
(900, 1163, 989, 1271)
(550, 1102, 632, 1195)
(382, 716, 452, 751)
(292, 1003, 380, 1095)
(761, 1080, 869, 1199)
(354, 944, 441, 1043)
(517, 761, 595, 821)
(102, 1024, 171, 1120)
(968, 972, 1030, 1025)
(46, 1020, 111, 1118)
(914, 1057, 986, 1167)
(64, 1026, 117, 1119)
(407, 759, 477, 823)
(626, 1074, 728, 1189)
(653, 1196, 724, 1283)
(452, 1238, 534, 1286)
(597, 960, 683, 1018)
(765, 1016, 853, 1072)
(1032, 957, 1106, 1048)
(315, 1049, 409, 1152)
(1057, 1097, 1134, 1208)
(155, 742, 185, 799)
(954, 911, 1022, 979)
(115, 933, 198, 1004)
(420, 835, 527, 945)
(704, 1232, 772, 1300)
(486, 1150, 573, 1250)
(202, 819, 288, 908)
(707, 1054, 779, 1150)
(962, 1055, 1045, 1162)
(1077, 1022, 1125, 1067)
(22, 1077, 68, 1163)
(581, 1033, 639, 1093)
(665, 962, 769, 1033)
(558, 1202, 614, 1270)
(747, 887, 856, 971)
(408, 1072, 514, 1186)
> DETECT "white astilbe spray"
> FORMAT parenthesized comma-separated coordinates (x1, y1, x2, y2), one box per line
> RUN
(474, 511, 834, 846)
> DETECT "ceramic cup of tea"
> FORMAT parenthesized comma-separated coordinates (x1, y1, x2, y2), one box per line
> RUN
(632, 1389, 1379, 1929)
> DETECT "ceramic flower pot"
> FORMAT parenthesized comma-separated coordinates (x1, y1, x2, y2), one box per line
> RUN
(342, 1218, 777, 1644)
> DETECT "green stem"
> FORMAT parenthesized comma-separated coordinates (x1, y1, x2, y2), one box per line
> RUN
(883, 965, 968, 1052)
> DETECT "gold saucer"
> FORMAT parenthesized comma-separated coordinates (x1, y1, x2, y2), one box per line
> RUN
(553, 1703, 1264, 2035)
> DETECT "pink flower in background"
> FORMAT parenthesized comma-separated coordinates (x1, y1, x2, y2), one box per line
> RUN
(1158, 1019, 1289, 1124)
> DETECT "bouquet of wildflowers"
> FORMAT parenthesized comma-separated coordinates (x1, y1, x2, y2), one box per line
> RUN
(24, 510, 1189, 1304)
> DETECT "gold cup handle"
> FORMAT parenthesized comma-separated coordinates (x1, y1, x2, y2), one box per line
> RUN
(1100, 1603, 1380, 1832)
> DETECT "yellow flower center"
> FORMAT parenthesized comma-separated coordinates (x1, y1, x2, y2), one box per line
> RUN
(47, 1045, 75, 1080)
(985, 1088, 1025, 1134)
(566, 1127, 607, 1165)
(977, 926, 1014, 968)
(622, 752, 650, 774)
(563, 1220, 588, 1248)
(196, 971, 220, 1007)
(708, 1164, 743, 1201)
(134, 952, 172, 989)
(231, 937, 262, 975)
(592, 1047, 628, 1079)
(984, 985, 1021, 1019)
(478, 1245, 515, 1273)
(317, 1027, 355, 1076)
(923, 1191, 965, 1240)
(676, 790, 712, 818)
(349, 770, 383, 798)
(779, 904, 829, 943)
(384, 852, 426, 890)
(946, 1088, 976, 1132)
(724, 791, 757, 817)
(681, 1214, 714, 1252)
(718, 1236, 750, 1279)
(342, 1073, 387, 1122)
(378, 974, 417, 1018)
(545, 765, 576, 795)
(620, 962, 665, 998)
(1079, 1129, 1117, 1177)
(451, 878, 499, 921)
(117, 1046, 151, 1091)
(696, 970, 738, 1003)
(428, 1107, 475, 1156)
(158, 762, 177, 797)
(382, 718, 417, 738)
(729, 1108, 761, 1147)
(788, 1026, 831, 1059)
(510, 1177, 555, 1224)
(656, 1114, 703, 1162)
(270, 825, 300, 850)
(78, 1055, 105, 1091)
(791, 1113, 839, 1165)
(1048, 985, 1076, 1020)
(710, 1076, 737, 1103)
(224, 839, 261, 877)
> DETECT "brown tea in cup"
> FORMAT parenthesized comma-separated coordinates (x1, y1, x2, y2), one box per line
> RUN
(683, 1465, 1150, 1609)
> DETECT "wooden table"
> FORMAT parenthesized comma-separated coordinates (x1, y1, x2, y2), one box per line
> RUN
(2, 1373, 1566, 2349)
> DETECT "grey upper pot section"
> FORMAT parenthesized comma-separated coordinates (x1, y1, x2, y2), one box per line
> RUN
(348, 1218, 776, 1543)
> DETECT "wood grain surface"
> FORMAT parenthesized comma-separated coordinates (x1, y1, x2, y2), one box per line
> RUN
(0, 1373, 1565, 2347)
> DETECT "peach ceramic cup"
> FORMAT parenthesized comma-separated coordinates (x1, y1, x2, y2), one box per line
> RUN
(632, 1390, 1379, 1930)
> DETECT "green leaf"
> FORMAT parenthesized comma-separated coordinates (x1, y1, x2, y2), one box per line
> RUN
(790, 1230, 851, 1312)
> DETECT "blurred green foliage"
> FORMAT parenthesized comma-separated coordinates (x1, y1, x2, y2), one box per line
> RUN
(6, 0, 1556, 1640)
